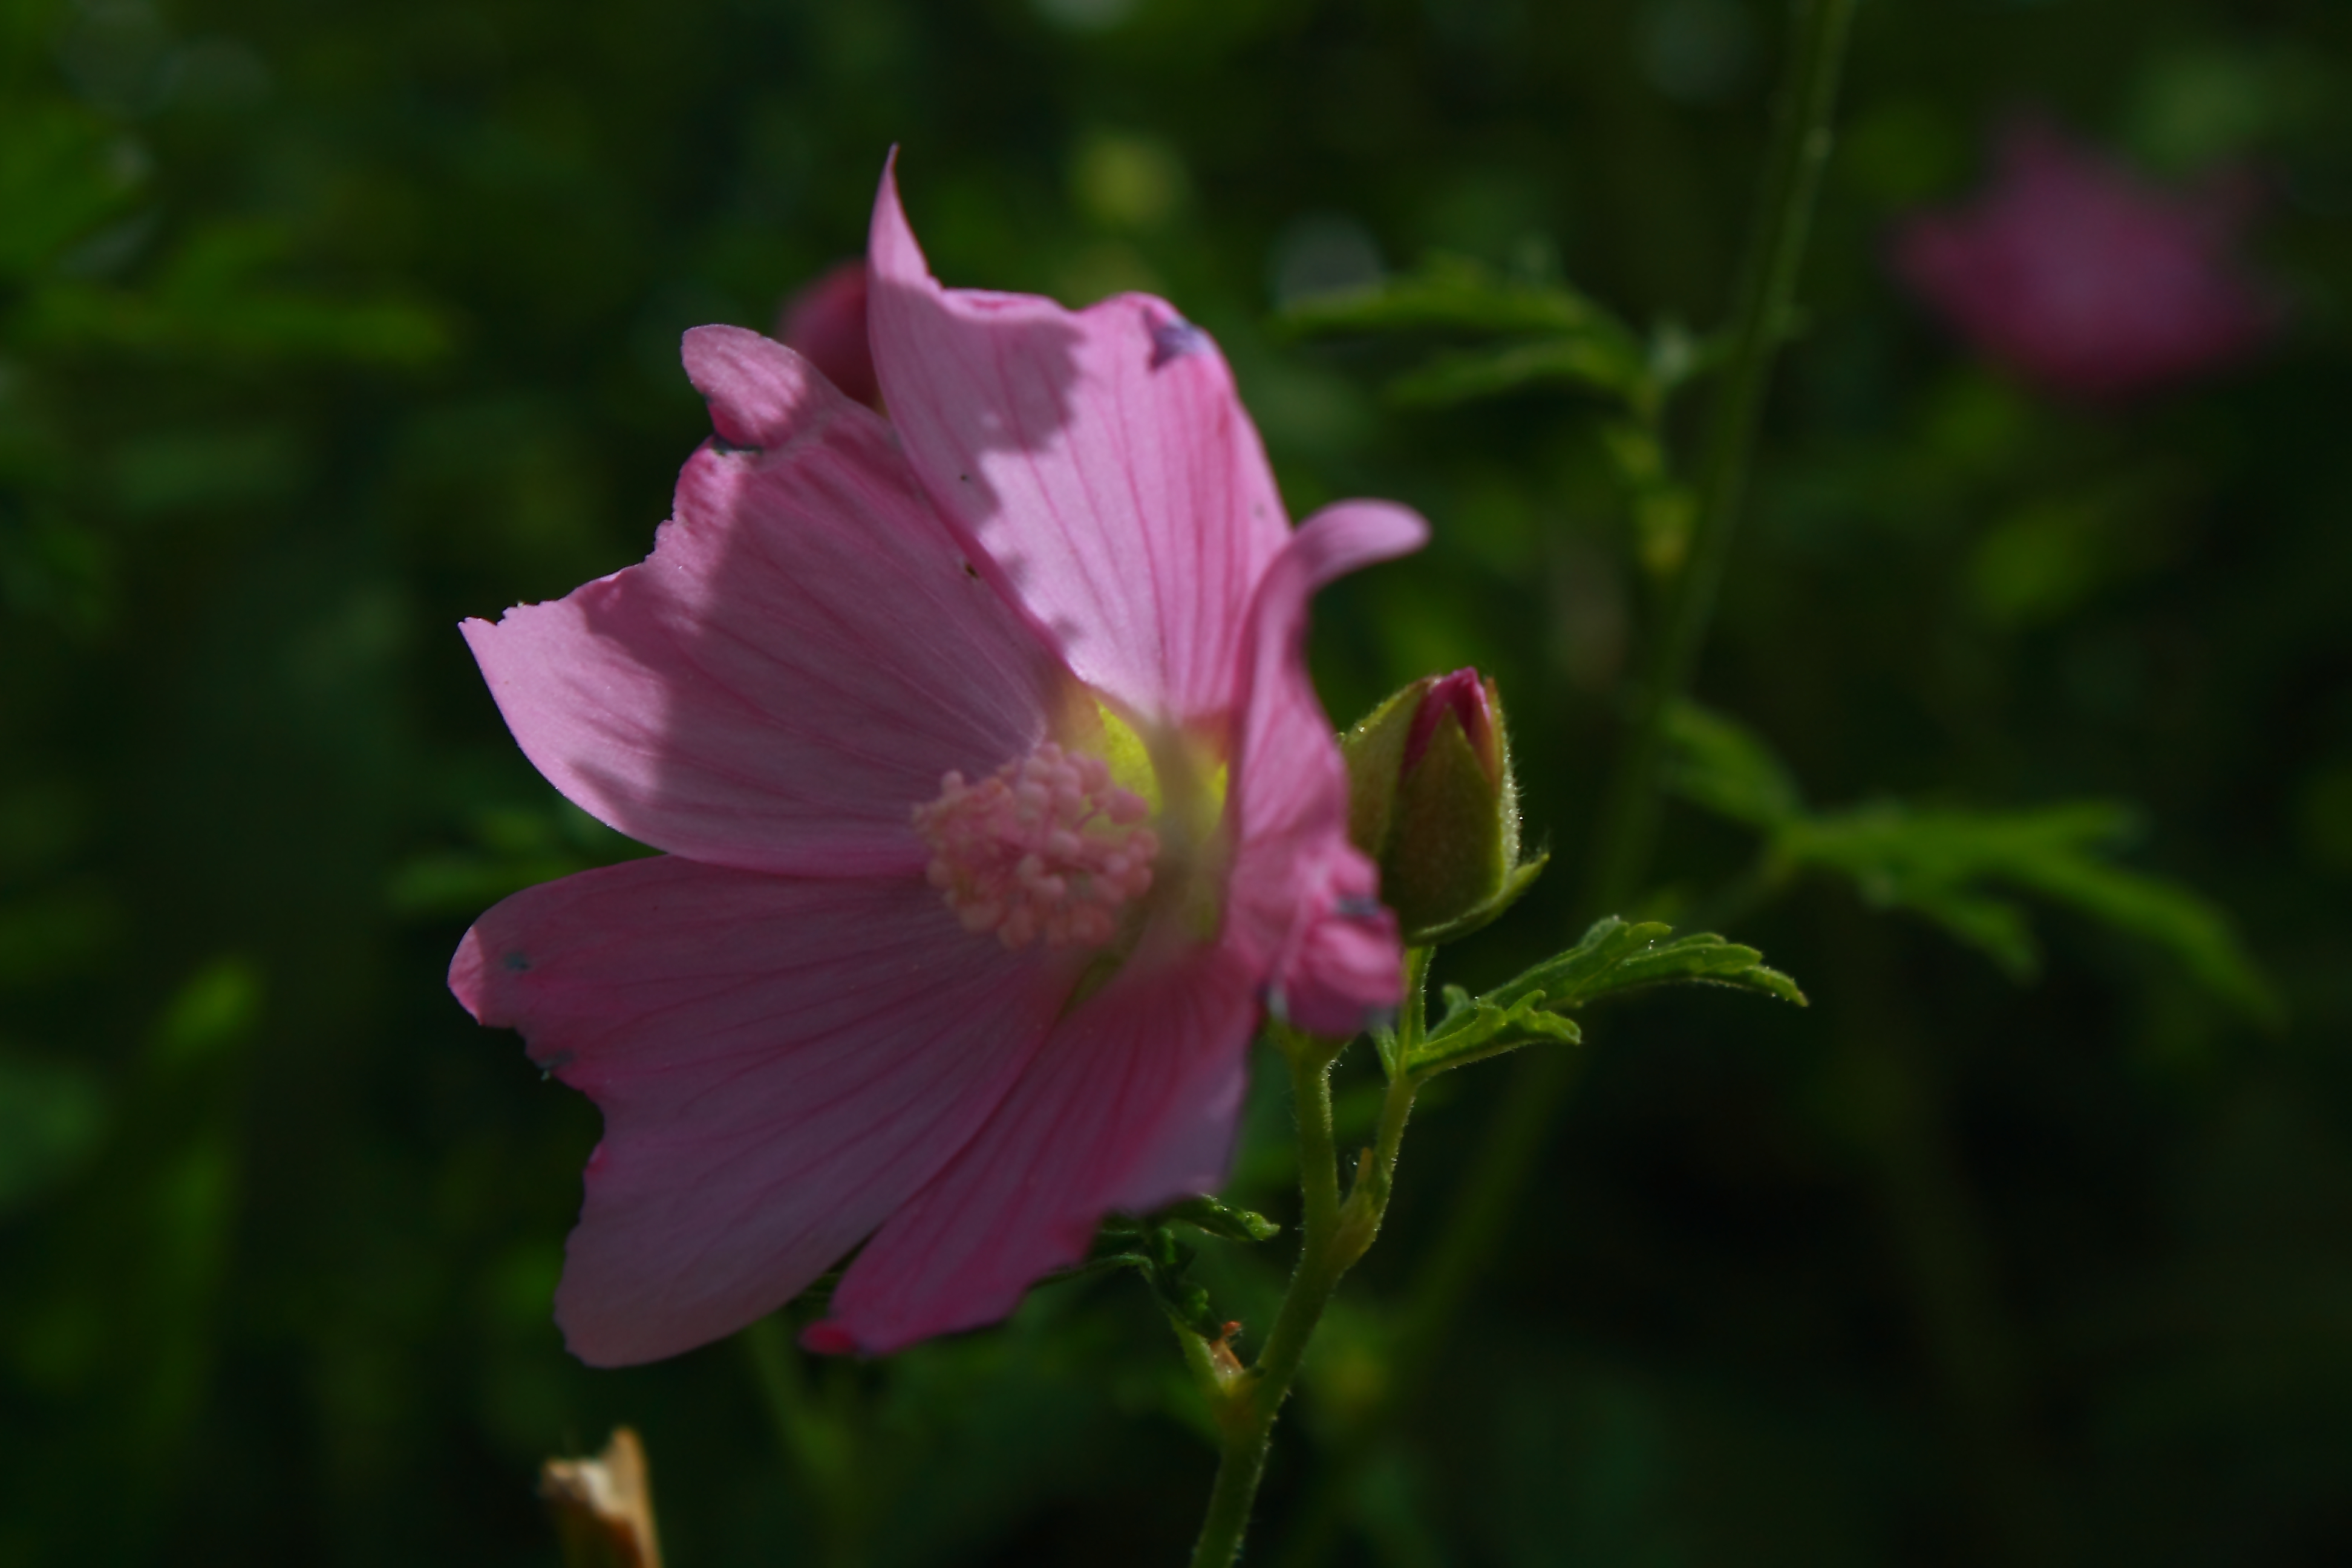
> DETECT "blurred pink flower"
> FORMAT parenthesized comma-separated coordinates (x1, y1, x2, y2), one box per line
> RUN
(1893, 122, 2278, 398)
(448, 157, 1423, 1365)
(776, 259, 878, 407)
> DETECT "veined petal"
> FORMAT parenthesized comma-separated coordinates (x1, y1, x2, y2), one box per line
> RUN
(867, 155, 1291, 727)
(450, 855, 1079, 1367)
(808, 948, 1260, 1354)
(1226, 500, 1429, 1036)
(463, 327, 1071, 878)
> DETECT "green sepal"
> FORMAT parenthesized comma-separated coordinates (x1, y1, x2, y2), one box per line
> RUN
(1155, 1194, 1282, 1244)
(1384, 711, 1510, 935)
(1338, 672, 1532, 946)
(1340, 681, 1419, 860)
(1401, 852, 1548, 948)
(1056, 1197, 1278, 1341)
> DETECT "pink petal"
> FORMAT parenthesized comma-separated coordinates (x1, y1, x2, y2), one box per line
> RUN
(808, 947, 1261, 1354)
(451, 855, 1079, 1366)
(866, 155, 1292, 726)
(777, 260, 878, 408)
(463, 327, 1071, 878)
(1226, 500, 1428, 1036)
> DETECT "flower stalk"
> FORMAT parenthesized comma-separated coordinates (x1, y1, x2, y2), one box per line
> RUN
(1188, 949, 1431, 1568)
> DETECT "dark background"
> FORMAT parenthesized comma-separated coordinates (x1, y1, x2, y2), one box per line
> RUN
(4, 0, 2349, 1562)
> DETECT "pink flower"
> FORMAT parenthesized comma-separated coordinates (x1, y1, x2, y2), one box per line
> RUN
(775, 259, 878, 407)
(448, 157, 1426, 1366)
(1893, 122, 2278, 399)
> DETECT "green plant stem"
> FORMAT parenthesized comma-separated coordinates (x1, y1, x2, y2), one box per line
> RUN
(742, 1315, 866, 1568)
(1189, 953, 1429, 1568)
(1589, 0, 1857, 915)
(1271, 1053, 1589, 1568)
(1275, 5, 1859, 1560)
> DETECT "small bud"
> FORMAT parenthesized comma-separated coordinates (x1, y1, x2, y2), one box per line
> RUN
(1341, 668, 1538, 944)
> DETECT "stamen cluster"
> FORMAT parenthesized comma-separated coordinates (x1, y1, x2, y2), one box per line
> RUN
(914, 742, 1159, 949)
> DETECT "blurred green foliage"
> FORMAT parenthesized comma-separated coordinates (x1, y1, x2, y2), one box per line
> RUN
(2, 0, 2350, 1563)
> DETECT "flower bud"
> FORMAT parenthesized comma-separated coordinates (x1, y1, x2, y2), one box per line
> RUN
(776, 260, 879, 408)
(1341, 668, 1536, 944)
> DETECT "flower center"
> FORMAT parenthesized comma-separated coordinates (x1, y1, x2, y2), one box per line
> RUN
(914, 742, 1161, 950)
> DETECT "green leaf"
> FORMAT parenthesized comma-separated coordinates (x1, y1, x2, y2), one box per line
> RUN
(1659, 705, 2277, 1024)
(1405, 916, 1803, 1079)
(1780, 803, 2281, 1023)
(1390, 333, 1649, 408)
(1659, 701, 1805, 828)
(1595, 932, 1809, 1005)
(1405, 987, 1582, 1079)
(1277, 252, 1626, 339)
(1057, 1201, 1272, 1339)
(1487, 918, 1806, 1012)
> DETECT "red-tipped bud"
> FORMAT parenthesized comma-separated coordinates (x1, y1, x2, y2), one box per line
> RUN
(1341, 668, 1537, 944)
(1403, 667, 1500, 781)
(776, 260, 879, 408)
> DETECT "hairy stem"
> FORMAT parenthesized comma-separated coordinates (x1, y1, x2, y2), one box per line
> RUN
(1189, 953, 1429, 1568)
(1587, 0, 1858, 913)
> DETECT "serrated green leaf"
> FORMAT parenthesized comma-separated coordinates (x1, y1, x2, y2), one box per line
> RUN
(1406, 916, 1802, 1080)
(1658, 707, 2275, 1022)
(1405, 989, 1581, 1079)
(1779, 802, 2279, 1022)
(1601, 933, 1808, 1005)
(1481, 915, 1674, 1014)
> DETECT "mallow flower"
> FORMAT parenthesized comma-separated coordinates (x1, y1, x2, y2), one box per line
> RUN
(448, 157, 1426, 1365)
(1894, 120, 2278, 399)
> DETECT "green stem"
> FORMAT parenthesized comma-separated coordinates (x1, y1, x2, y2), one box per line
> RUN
(1587, 0, 1857, 913)
(1276, 5, 1860, 1560)
(741, 1315, 864, 1567)
(1189, 953, 1430, 1568)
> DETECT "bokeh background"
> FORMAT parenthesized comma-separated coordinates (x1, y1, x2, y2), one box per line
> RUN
(4, 0, 2350, 1561)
